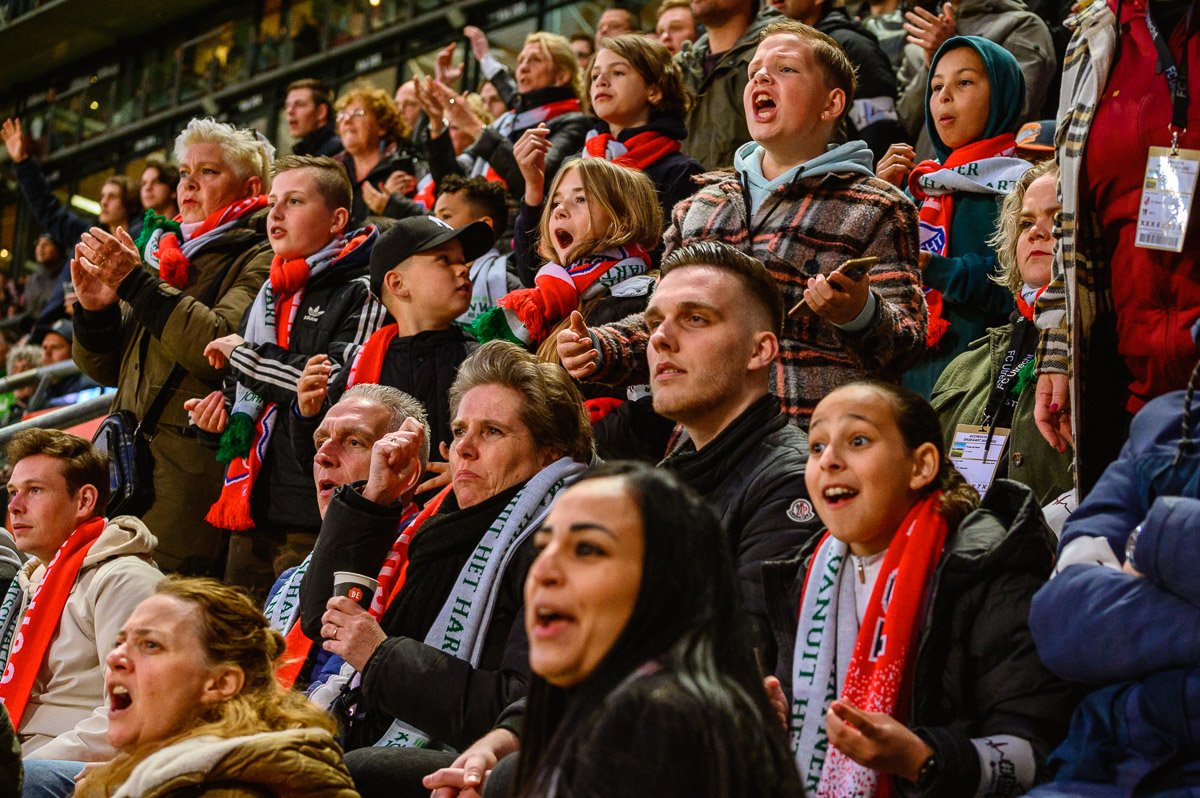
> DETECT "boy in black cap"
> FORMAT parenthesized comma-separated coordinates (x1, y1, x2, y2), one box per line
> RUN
(291, 214, 494, 457)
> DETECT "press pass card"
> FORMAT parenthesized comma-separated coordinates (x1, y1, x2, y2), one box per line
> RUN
(949, 424, 1009, 495)
(1136, 146, 1199, 253)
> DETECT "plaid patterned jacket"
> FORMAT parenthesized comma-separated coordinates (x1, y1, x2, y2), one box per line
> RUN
(590, 168, 927, 426)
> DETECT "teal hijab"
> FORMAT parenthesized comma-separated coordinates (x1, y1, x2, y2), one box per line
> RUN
(924, 36, 1026, 162)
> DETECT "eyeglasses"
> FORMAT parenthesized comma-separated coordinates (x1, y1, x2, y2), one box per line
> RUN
(336, 108, 367, 123)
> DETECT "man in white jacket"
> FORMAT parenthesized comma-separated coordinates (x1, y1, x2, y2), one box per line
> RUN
(0, 429, 163, 777)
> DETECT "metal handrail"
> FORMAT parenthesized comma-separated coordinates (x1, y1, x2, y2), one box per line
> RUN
(0, 359, 80, 394)
(0, 394, 111, 447)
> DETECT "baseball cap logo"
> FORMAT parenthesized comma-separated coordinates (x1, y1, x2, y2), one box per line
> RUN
(430, 217, 453, 230)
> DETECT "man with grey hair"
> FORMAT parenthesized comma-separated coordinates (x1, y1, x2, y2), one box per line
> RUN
(263, 384, 431, 656)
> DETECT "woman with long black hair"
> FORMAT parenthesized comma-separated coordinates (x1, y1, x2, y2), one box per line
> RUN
(514, 462, 803, 797)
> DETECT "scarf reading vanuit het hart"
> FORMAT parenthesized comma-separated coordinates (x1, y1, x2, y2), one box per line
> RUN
(0, 516, 106, 726)
(206, 236, 349, 532)
(791, 493, 948, 798)
(135, 197, 269, 289)
(583, 129, 681, 171)
(469, 244, 651, 347)
(908, 134, 1030, 347)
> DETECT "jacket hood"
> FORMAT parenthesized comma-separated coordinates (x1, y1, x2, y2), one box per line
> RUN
(938, 479, 1056, 581)
(18, 515, 158, 589)
(323, 224, 378, 278)
(108, 728, 356, 798)
(925, 35, 1026, 162)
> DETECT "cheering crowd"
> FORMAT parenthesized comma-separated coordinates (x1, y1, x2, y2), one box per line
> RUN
(0, 0, 1197, 795)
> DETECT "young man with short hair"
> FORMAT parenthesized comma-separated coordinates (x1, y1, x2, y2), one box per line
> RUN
(189, 154, 383, 593)
(561, 20, 925, 428)
(431, 175, 521, 324)
(2, 429, 163, 763)
(656, 0, 699, 55)
(286, 78, 342, 157)
(596, 7, 641, 48)
(291, 215, 494, 457)
(646, 241, 819, 653)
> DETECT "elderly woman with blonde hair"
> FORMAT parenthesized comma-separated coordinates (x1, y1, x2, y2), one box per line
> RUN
(73, 577, 358, 797)
(71, 117, 274, 578)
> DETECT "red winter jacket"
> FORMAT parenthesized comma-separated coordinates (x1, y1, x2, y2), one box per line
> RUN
(1082, 0, 1200, 411)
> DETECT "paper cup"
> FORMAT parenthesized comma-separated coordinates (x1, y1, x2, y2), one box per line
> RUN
(333, 571, 379, 611)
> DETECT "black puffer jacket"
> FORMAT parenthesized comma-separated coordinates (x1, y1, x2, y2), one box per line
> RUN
(225, 228, 386, 531)
(661, 394, 821, 657)
(763, 480, 1078, 798)
(339, 144, 420, 227)
(300, 481, 532, 753)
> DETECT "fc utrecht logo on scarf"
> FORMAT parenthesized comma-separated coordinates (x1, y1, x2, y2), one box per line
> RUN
(787, 499, 815, 523)
(918, 221, 946, 254)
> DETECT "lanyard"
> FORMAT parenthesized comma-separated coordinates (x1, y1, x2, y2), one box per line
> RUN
(980, 315, 1039, 447)
(1143, 0, 1194, 148)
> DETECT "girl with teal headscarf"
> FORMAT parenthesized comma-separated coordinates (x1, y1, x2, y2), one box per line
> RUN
(881, 36, 1032, 397)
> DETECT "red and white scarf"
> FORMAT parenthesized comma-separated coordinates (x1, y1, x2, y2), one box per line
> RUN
(345, 323, 400, 390)
(368, 486, 451, 619)
(469, 244, 651, 346)
(791, 493, 949, 797)
(0, 517, 106, 727)
(205, 236, 349, 532)
(908, 135, 1029, 347)
(147, 196, 269, 289)
(583, 128, 681, 171)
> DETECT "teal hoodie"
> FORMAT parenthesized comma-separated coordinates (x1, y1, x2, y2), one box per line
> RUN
(733, 139, 875, 215)
(905, 36, 1027, 398)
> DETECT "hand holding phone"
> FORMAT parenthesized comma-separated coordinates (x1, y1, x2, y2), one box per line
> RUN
(789, 257, 877, 318)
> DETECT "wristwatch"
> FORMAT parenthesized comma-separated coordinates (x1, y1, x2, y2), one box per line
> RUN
(915, 753, 939, 789)
(1125, 523, 1143, 567)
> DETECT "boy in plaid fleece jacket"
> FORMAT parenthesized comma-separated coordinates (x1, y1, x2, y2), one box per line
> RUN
(559, 21, 926, 427)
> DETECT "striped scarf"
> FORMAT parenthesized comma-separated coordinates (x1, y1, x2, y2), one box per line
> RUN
(583, 128, 681, 171)
(469, 244, 651, 347)
(909, 134, 1030, 346)
(463, 94, 581, 183)
(205, 236, 348, 532)
(373, 458, 586, 748)
(791, 494, 948, 797)
(458, 249, 512, 325)
(135, 197, 269, 289)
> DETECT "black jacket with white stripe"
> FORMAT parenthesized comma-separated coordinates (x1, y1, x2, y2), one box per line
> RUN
(226, 227, 387, 533)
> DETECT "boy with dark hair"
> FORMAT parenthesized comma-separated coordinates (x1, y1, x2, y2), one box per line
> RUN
(3, 429, 163, 765)
(188, 154, 383, 593)
(432, 175, 521, 324)
(560, 20, 926, 429)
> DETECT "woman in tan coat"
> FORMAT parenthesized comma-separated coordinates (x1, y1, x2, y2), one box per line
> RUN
(73, 577, 357, 798)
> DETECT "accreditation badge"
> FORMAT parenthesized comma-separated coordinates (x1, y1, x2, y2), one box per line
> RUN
(1136, 146, 1200, 253)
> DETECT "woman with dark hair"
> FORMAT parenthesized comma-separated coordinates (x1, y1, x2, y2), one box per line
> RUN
(514, 462, 804, 797)
(764, 380, 1076, 798)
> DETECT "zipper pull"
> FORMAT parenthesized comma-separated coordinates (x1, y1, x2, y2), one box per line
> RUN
(856, 557, 866, 584)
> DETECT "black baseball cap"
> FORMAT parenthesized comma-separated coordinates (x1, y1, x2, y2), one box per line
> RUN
(369, 215, 495, 300)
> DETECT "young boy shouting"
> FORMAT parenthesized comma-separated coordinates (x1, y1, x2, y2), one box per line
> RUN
(560, 20, 926, 427)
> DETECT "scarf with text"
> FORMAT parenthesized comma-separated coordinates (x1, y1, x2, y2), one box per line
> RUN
(374, 458, 586, 748)
(0, 516, 106, 727)
(136, 196, 269, 288)
(583, 128, 681, 171)
(791, 493, 948, 798)
(469, 244, 651, 347)
(909, 135, 1029, 347)
(205, 236, 349, 532)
